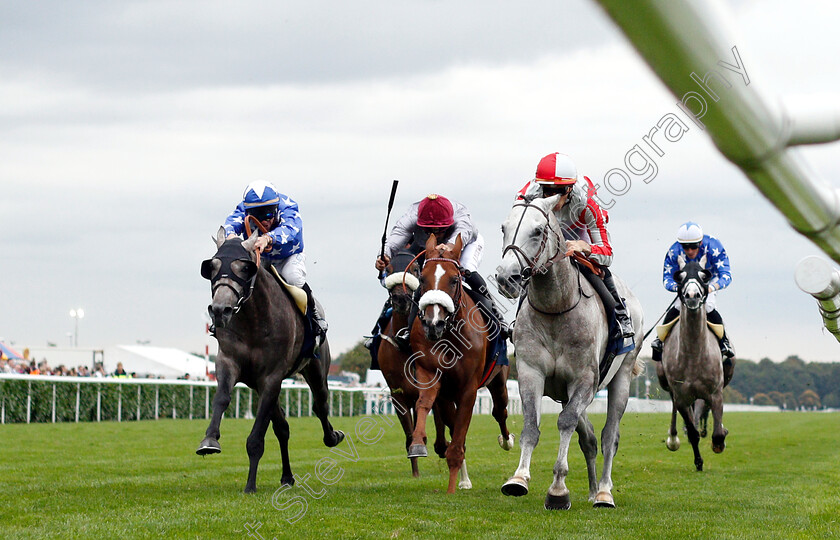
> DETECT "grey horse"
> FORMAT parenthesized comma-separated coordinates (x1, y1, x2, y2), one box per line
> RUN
(495, 196, 644, 510)
(198, 227, 344, 493)
(656, 258, 728, 471)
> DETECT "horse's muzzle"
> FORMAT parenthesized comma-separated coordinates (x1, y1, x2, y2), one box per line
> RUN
(422, 316, 448, 342)
(496, 272, 524, 299)
(208, 303, 234, 329)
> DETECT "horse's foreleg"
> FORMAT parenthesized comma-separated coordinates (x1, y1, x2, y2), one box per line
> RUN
(408, 367, 441, 459)
(270, 404, 294, 486)
(502, 363, 544, 497)
(545, 388, 591, 510)
(666, 397, 680, 451)
(576, 412, 598, 502)
(445, 387, 478, 494)
(392, 394, 419, 477)
(595, 370, 633, 509)
(677, 404, 703, 471)
(432, 401, 452, 459)
(302, 357, 344, 448)
(486, 366, 514, 450)
(709, 392, 728, 454)
(197, 363, 238, 455)
(244, 387, 280, 493)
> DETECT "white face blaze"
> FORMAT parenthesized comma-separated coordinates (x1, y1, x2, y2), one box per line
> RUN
(418, 263, 456, 326)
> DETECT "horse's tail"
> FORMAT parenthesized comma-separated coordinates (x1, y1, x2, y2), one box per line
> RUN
(631, 354, 645, 378)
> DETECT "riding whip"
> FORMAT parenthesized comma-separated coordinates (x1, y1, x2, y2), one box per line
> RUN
(641, 296, 678, 342)
(378, 179, 400, 280)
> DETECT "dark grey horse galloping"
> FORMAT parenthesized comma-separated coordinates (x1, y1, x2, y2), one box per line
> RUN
(657, 258, 728, 471)
(198, 228, 344, 493)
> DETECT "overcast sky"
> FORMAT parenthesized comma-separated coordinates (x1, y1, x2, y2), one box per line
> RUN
(2, 0, 840, 363)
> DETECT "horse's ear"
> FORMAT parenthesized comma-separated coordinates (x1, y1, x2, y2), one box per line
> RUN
(699, 254, 708, 268)
(242, 232, 259, 252)
(451, 234, 463, 259)
(677, 255, 686, 270)
(425, 233, 437, 254)
(214, 227, 227, 248)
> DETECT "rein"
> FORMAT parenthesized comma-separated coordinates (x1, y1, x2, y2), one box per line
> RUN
(503, 200, 593, 316)
(502, 202, 565, 279)
(208, 216, 269, 314)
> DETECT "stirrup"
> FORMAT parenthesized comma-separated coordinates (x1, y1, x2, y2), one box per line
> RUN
(394, 327, 411, 352)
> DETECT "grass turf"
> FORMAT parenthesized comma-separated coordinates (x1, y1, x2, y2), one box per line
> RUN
(1, 411, 838, 539)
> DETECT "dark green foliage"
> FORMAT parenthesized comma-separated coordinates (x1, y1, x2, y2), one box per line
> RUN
(334, 340, 372, 381)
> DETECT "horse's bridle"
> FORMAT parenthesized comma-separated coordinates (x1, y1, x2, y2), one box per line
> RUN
(201, 240, 259, 314)
(420, 256, 465, 333)
(502, 201, 565, 282)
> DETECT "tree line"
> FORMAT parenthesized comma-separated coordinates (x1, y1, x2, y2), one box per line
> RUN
(336, 341, 839, 410)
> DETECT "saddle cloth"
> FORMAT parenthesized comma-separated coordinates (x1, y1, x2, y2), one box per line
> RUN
(268, 266, 308, 315)
(656, 316, 724, 341)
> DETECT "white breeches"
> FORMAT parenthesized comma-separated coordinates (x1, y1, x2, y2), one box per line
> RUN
(271, 252, 307, 288)
(460, 233, 484, 273)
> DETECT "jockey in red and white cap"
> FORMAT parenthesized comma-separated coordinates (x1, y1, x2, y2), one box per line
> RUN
(517, 153, 633, 339)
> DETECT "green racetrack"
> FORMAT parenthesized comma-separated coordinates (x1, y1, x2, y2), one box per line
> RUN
(1, 412, 838, 539)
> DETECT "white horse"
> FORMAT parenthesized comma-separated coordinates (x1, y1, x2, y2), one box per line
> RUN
(495, 195, 644, 510)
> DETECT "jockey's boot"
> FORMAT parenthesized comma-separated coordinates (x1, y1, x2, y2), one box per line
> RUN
(651, 337, 663, 362)
(302, 283, 328, 345)
(464, 270, 509, 341)
(603, 272, 634, 338)
(722, 356, 735, 387)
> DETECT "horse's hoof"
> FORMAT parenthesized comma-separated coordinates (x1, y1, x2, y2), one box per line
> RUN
(281, 475, 295, 486)
(666, 436, 680, 451)
(407, 444, 427, 458)
(498, 433, 515, 451)
(695, 460, 704, 472)
(243, 485, 257, 494)
(593, 491, 615, 508)
(544, 492, 571, 510)
(326, 430, 345, 448)
(501, 477, 529, 497)
(700, 428, 708, 438)
(196, 438, 221, 455)
(458, 479, 472, 490)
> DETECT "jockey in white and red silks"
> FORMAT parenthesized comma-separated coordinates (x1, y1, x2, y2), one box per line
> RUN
(516, 152, 634, 341)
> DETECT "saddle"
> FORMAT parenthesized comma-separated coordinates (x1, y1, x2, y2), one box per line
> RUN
(656, 316, 724, 341)
(267, 266, 308, 316)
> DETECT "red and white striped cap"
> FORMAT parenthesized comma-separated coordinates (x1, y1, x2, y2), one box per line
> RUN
(535, 152, 578, 186)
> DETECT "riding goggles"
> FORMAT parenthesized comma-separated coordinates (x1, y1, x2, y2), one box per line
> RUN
(680, 242, 701, 250)
(245, 205, 278, 221)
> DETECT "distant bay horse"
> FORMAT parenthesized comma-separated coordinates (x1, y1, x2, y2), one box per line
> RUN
(656, 258, 728, 471)
(376, 250, 454, 478)
(496, 196, 644, 509)
(407, 234, 515, 494)
(198, 226, 344, 493)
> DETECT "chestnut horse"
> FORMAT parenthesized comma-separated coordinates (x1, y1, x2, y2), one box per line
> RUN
(377, 250, 457, 479)
(407, 234, 514, 494)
